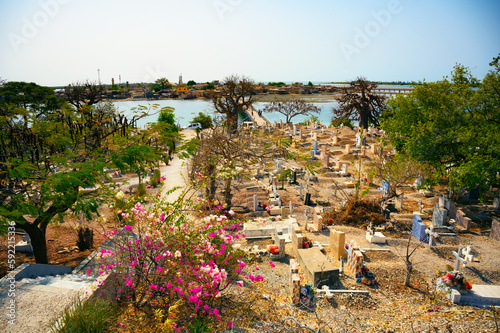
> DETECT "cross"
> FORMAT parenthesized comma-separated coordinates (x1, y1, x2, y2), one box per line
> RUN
(418, 200, 424, 213)
(321, 127, 325, 135)
(425, 224, 438, 249)
(367, 222, 374, 235)
(319, 285, 334, 301)
(399, 193, 408, 210)
(453, 246, 473, 271)
(289, 200, 293, 217)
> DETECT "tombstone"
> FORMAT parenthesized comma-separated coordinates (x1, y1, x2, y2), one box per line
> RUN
(418, 200, 425, 214)
(345, 144, 351, 154)
(272, 176, 277, 188)
(322, 153, 330, 166)
(330, 230, 346, 260)
(293, 125, 297, 136)
(313, 132, 318, 141)
(366, 222, 387, 243)
(313, 212, 323, 231)
(274, 233, 286, 259)
(412, 214, 427, 242)
(253, 194, 261, 211)
(321, 144, 328, 156)
(15, 232, 33, 253)
(341, 163, 348, 175)
(290, 260, 301, 304)
(313, 141, 319, 154)
(292, 170, 297, 184)
(246, 194, 249, 209)
(304, 192, 311, 205)
(491, 219, 500, 241)
(453, 246, 473, 271)
(493, 197, 500, 210)
(432, 204, 448, 227)
(397, 193, 408, 210)
(355, 132, 361, 148)
(347, 245, 363, 275)
(455, 210, 471, 232)
(425, 224, 439, 249)
(332, 135, 338, 145)
(448, 200, 458, 220)
(370, 144, 377, 154)
(292, 229, 304, 255)
(289, 201, 293, 216)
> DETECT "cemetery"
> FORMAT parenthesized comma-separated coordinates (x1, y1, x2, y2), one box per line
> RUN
(1, 121, 499, 332)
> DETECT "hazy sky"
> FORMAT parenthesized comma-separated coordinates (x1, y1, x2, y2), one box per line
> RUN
(1, 0, 499, 86)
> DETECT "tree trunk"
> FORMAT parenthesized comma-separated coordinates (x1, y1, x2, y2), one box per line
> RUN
(19, 223, 48, 264)
(223, 177, 233, 208)
(226, 112, 238, 133)
(359, 107, 369, 129)
(405, 260, 412, 287)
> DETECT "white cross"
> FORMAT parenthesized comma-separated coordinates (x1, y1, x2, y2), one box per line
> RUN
(425, 224, 439, 249)
(367, 222, 374, 236)
(453, 246, 473, 271)
(418, 200, 424, 213)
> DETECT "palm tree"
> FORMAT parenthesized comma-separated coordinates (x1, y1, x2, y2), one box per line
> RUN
(332, 77, 386, 129)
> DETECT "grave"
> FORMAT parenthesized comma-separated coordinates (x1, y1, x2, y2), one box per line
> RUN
(290, 259, 301, 305)
(365, 222, 386, 244)
(297, 248, 339, 286)
(346, 245, 363, 276)
(453, 246, 473, 271)
(425, 224, 439, 249)
(15, 232, 33, 253)
(312, 210, 323, 232)
(292, 229, 304, 255)
(491, 219, 500, 241)
(330, 229, 347, 260)
(411, 214, 428, 242)
(274, 233, 286, 260)
(494, 197, 500, 210)
(455, 209, 471, 232)
(432, 204, 448, 227)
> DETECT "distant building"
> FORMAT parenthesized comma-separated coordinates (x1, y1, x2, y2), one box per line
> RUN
(179, 73, 183, 86)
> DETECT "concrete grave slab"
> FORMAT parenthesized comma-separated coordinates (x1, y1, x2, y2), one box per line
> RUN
(491, 219, 500, 241)
(297, 248, 339, 287)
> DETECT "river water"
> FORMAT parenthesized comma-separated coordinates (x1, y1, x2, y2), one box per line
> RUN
(113, 99, 339, 128)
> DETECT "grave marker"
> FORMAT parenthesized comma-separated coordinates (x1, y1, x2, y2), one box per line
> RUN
(432, 204, 448, 227)
(425, 224, 439, 249)
(453, 246, 473, 271)
(455, 210, 471, 232)
(330, 229, 346, 261)
(491, 219, 500, 241)
(345, 144, 351, 154)
(412, 214, 428, 242)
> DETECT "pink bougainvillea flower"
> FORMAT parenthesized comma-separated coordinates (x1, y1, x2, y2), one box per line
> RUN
(269, 261, 276, 268)
(228, 321, 234, 328)
(124, 225, 132, 232)
(236, 280, 243, 287)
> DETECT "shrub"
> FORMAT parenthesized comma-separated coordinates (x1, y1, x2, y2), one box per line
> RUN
(150, 169, 161, 187)
(330, 117, 353, 129)
(135, 183, 147, 197)
(52, 298, 119, 333)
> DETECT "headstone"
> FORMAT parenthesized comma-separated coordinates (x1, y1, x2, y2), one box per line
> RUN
(418, 200, 424, 213)
(455, 210, 471, 232)
(493, 197, 500, 210)
(371, 144, 377, 154)
(15, 232, 33, 253)
(304, 192, 311, 205)
(322, 153, 330, 166)
(292, 229, 304, 255)
(313, 213, 323, 231)
(412, 214, 428, 242)
(341, 163, 348, 175)
(293, 125, 297, 135)
(432, 204, 448, 227)
(345, 144, 351, 154)
(491, 219, 500, 241)
(292, 171, 297, 184)
(425, 224, 439, 249)
(330, 229, 346, 261)
(253, 194, 261, 211)
(289, 201, 293, 216)
(453, 246, 473, 271)
(321, 144, 327, 156)
(332, 135, 338, 144)
(448, 201, 458, 220)
(290, 259, 301, 304)
(347, 245, 363, 276)
(274, 233, 286, 259)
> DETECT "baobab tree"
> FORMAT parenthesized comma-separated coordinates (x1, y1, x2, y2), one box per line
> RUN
(332, 77, 386, 129)
(263, 98, 320, 124)
(211, 75, 255, 132)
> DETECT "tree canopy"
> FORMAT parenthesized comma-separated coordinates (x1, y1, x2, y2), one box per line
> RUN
(263, 98, 319, 124)
(191, 112, 213, 129)
(332, 77, 386, 129)
(381, 60, 500, 195)
(211, 75, 255, 132)
(0, 81, 159, 263)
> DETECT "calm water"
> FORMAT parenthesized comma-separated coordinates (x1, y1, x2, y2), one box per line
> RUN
(113, 99, 338, 128)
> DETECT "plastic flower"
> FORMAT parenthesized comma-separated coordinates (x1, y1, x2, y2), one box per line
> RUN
(115, 191, 124, 200)
(124, 225, 132, 232)
(269, 261, 275, 268)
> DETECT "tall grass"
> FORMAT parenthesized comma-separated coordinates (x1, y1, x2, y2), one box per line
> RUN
(52, 298, 119, 333)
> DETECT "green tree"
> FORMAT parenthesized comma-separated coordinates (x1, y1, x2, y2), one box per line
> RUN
(332, 77, 386, 129)
(263, 98, 319, 124)
(211, 75, 255, 132)
(201, 82, 215, 90)
(186, 80, 196, 86)
(381, 61, 500, 196)
(150, 83, 162, 92)
(0, 82, 157, 263)
(308, 81, 313, 87)
(191, 112, 213, 129)
(155, 77, 171, 90)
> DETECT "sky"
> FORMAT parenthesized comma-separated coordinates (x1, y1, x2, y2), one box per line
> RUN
(1, 0, 499, 87)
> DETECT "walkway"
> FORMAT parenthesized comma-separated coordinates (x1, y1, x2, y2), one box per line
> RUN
(244, 105, 271, 127)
